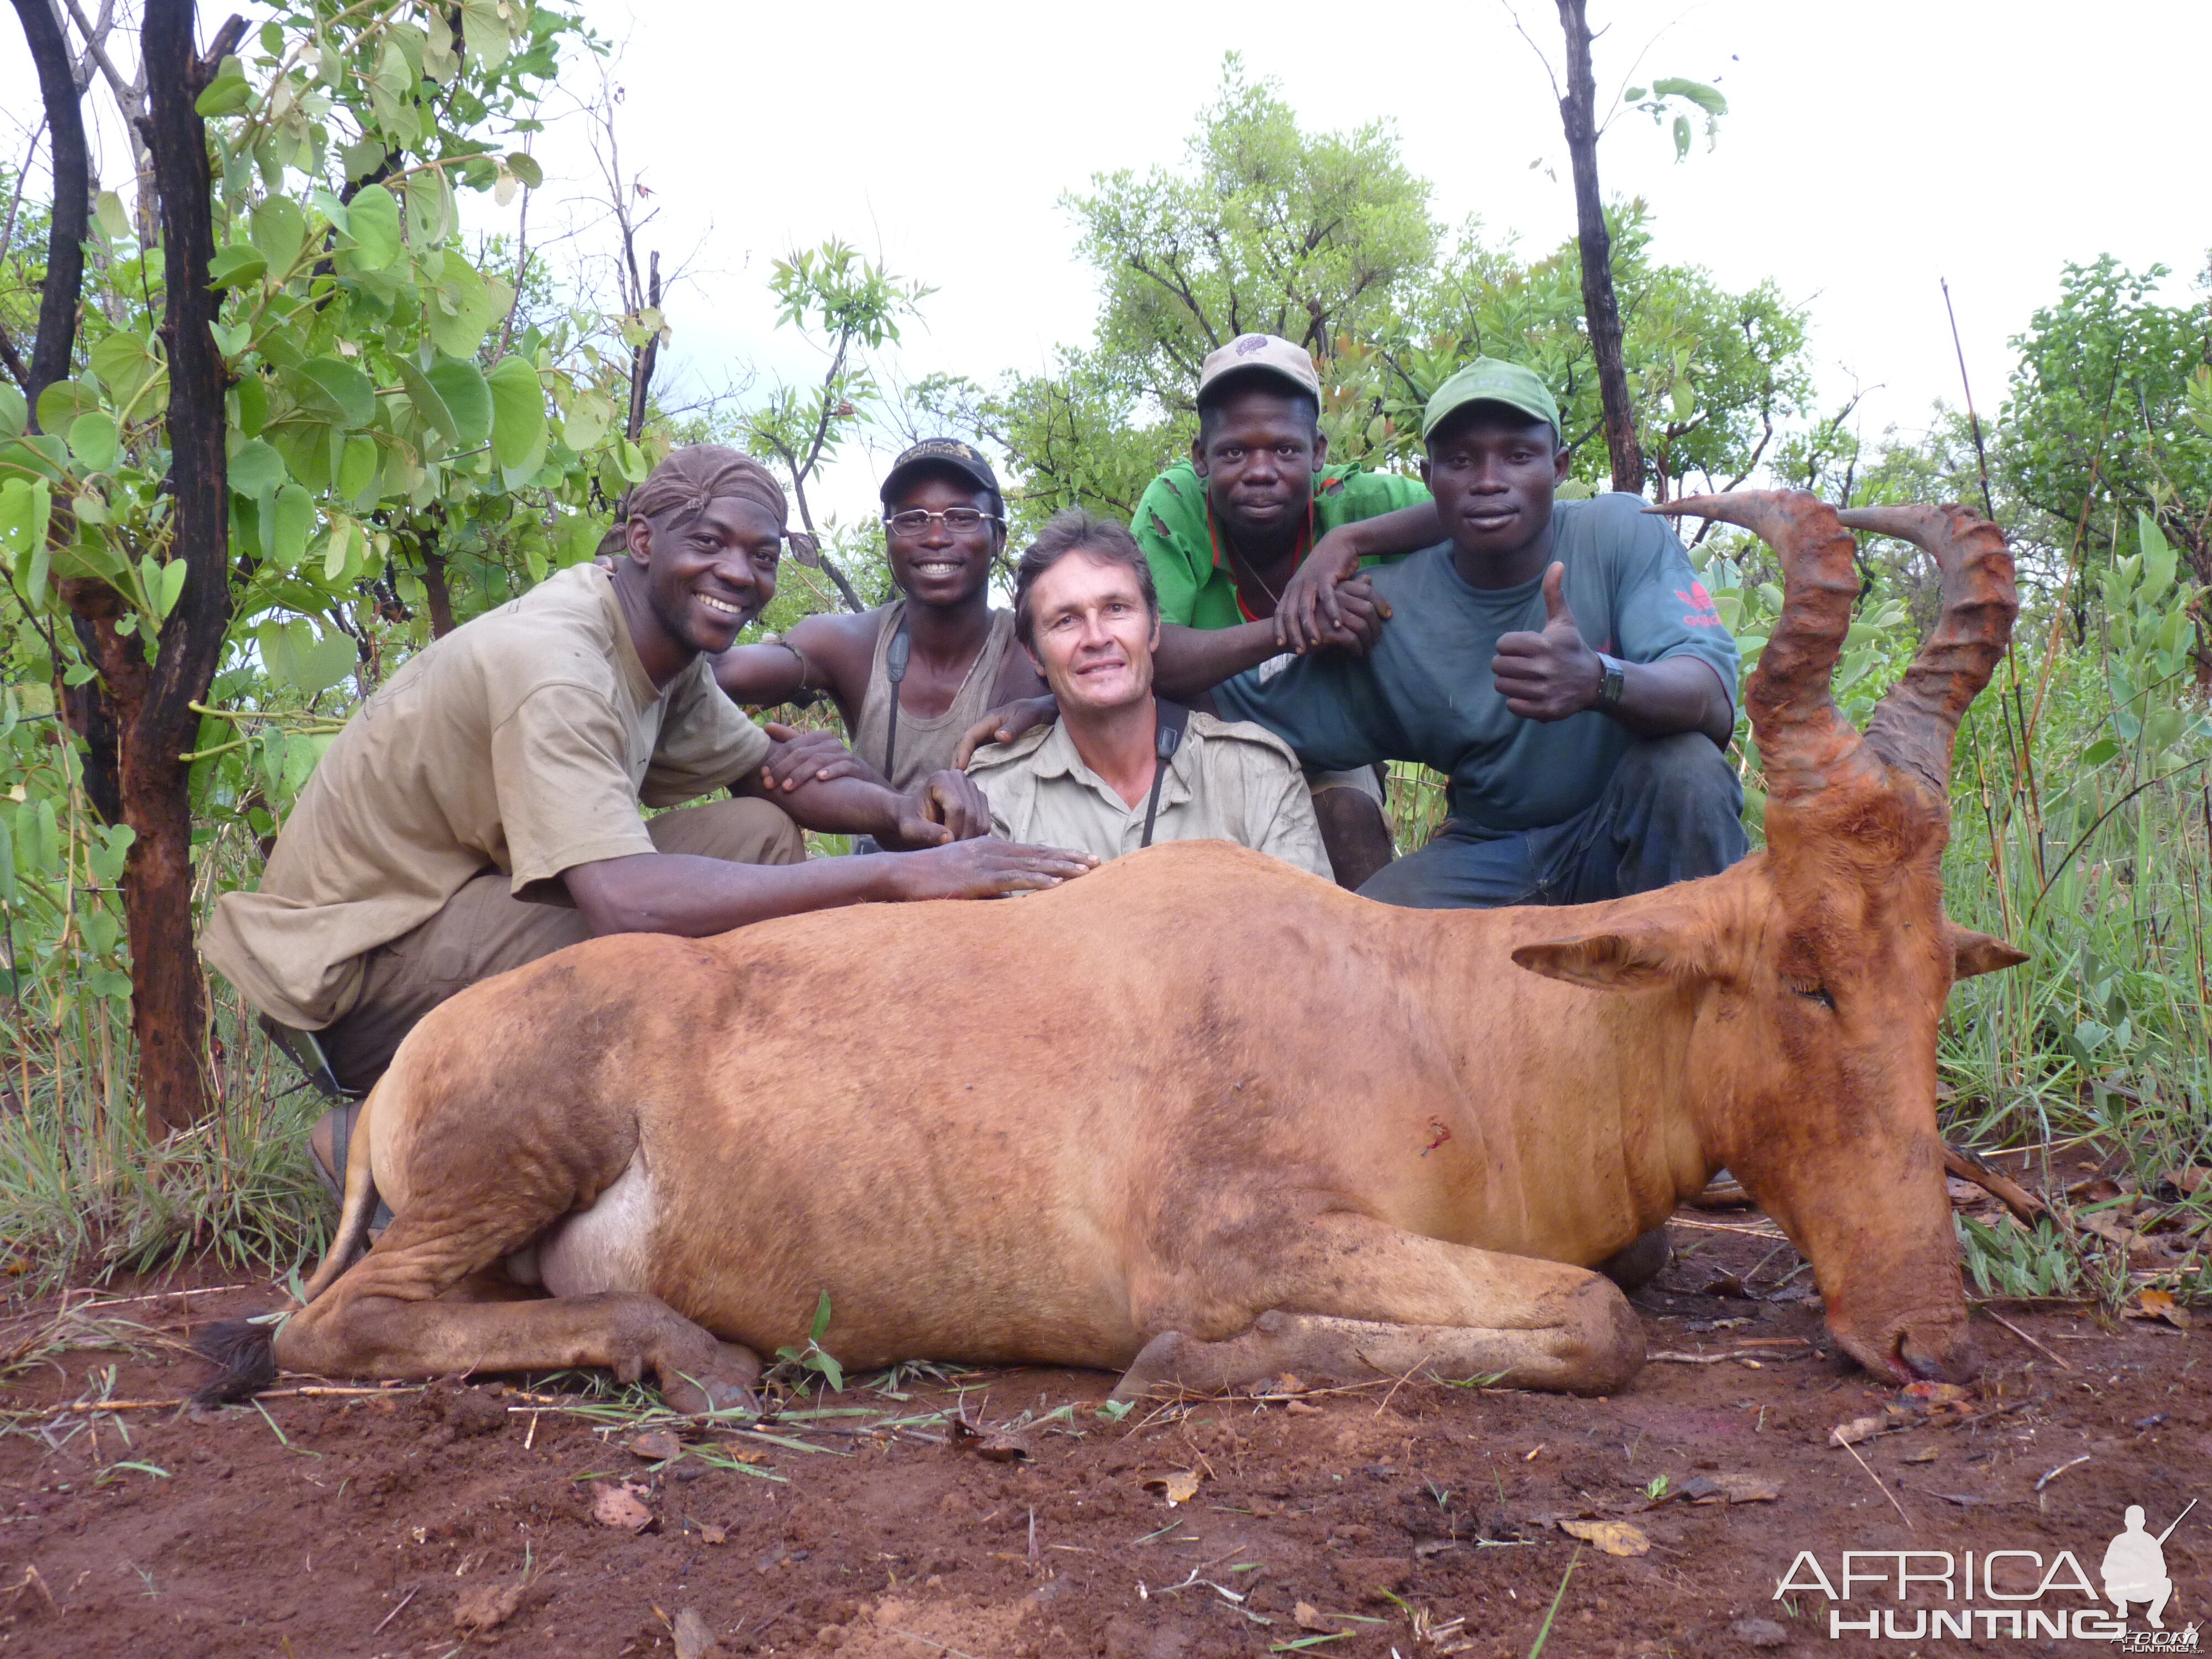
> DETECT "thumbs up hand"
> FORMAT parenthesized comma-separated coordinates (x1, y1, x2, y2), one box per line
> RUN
(1490, 562, 1605, 722)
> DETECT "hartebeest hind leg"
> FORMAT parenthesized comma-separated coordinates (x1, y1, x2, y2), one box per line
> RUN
(1112, 1215, 1644, 1402)
(257, 1084, 761, 1415)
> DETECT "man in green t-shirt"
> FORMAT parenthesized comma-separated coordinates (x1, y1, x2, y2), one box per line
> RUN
(1129, 333, 1443, 886)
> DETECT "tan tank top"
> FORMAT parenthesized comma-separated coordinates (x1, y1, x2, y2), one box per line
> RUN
(852, 601, 1018, 792)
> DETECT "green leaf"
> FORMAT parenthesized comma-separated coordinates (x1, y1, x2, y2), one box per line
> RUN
(194, 59, 251, 117)
(505, 151, 542, 190)
(250, 196, 309, 278)
(93, 190, 132, 243)
(1622, 85, 1647, 103)
(809, 1291, 833, 1344)
(424, 248, 494, 357)
(561, 390, 613, 452)
(337, 434, 380, 502)
(262, 619, 357, 696)
(424, 357, 493, 444)
(342, 182, 401, 272)
(0, 478, 52, 605)
(2081, 737, 2120, 766)
(323, 515, 353, 581)
(2137, 511, 2178, 604)
(88, 332, 159, 408)
(67, 413, 119, 474)
(395, 357, 458, 447)
(0, 384, 24, 437)
(459, 0, 511, 71)
(1671, 113, 1691, 160)
(404, 166, 455, 248)
(1651, 77, 1729, 117)
(227, 437, 287, 497)
(269, 483, 314, 568)
(487, 356, 546, 469)
(207, 243, 268, 290)
(291, 357, 377, 428)
(36, 379, 97, 433)
(149, 556, 186, 619)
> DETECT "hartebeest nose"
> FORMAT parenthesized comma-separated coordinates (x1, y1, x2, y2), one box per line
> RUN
(1900, 1322, 1980, 1385)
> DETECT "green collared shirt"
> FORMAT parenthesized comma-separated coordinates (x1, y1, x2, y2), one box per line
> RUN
(1130, 459, 1431, 630)
(966, 709, 1331, 879)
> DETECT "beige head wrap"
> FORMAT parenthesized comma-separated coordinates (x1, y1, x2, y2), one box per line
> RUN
(627, 445, 788, 531)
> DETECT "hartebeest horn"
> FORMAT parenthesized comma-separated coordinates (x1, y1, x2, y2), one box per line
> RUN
(1836, 505, 2018, 797)
(1647, 491, 1870, 802)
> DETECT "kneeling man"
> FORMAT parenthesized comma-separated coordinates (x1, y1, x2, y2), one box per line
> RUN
(968, 510, 1331, 880)
(206, 447, 1092, 1136)
(1215, 359, 1746, 908)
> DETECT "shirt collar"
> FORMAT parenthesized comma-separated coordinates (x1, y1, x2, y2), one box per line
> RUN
(1032, 709, 1197, 812)
(593, 565, 666, 709)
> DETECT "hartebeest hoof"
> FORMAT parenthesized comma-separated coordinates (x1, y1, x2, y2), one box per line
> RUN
(658, 1340, 764, 1417)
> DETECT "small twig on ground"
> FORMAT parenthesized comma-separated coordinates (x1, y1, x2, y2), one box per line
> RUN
(2036, 1454, 2091, 1492)
(1976, 1307, 2075, 1370)
(368, 1585, 418, 1636)
(1838, 1437, 1916, 1532)
(1666, 1217, 1790, 1240)
(1943, 1142, 2064, 1232)
(77, 1284, 252, 1311)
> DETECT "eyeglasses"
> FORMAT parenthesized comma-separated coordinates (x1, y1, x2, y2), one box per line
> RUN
(884, 508, 1002, 538)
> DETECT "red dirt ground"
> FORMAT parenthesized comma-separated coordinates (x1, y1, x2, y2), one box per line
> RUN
(0, 1207, 2203, 1658)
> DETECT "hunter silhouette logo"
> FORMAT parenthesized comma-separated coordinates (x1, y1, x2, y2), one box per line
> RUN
(2107, 1501, 2196, 1630)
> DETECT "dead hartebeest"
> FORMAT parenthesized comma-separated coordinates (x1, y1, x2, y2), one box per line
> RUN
(201, 491, 2021, 1409)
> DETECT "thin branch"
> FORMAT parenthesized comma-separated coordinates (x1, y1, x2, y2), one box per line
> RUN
(1499, 0, 1564, 103)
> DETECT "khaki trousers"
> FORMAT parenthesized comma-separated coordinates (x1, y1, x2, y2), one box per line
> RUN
(319, 797, 804, 1093)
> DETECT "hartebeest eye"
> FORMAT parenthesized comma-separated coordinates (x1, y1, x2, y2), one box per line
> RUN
(1790, 983, 1837, 1011)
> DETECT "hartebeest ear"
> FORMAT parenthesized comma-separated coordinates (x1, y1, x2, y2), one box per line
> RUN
(1511, 925, 1713, 993)
(1950, 928, 2028, 980)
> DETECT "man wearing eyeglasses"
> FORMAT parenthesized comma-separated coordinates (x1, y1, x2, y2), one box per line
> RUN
(714, 440, 1047, 808)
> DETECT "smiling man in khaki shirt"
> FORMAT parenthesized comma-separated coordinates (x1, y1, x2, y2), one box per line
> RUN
(967, 510, 1329, 880)
(205, 447, 1096, 1124)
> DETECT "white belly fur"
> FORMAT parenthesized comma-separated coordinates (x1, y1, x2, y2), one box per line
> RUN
(504, 1151, 658, 1297)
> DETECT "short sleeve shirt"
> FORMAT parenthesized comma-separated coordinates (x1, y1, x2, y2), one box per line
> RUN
(201, 564, 773, 1028)
(966, 710, 1332, 880)
(1212, 493, 1739, 836)
(1131, 459, 1431, 629)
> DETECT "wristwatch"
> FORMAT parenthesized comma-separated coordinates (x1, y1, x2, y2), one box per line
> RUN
(1593, 653, 1627, 711)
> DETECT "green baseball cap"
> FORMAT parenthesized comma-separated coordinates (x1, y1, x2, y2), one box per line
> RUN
(1421, 358, 1561, 443)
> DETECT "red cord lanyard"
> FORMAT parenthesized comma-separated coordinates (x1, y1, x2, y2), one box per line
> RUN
(1207, 499, 1316, 623)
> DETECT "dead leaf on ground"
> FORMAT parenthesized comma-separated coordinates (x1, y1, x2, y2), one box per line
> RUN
(453, 1579, 526, 1633)
(1293, 1601, 1331, 1631)
(1676, 1473, 1780, 1505)
(672, 1605, 721, 1659)
(698, 1523, 728, 1546)
(2128, 1287, 2192, 1329)
(1285, 1399, 1323, 1416)
(973, 1435, 1029, 1463)
(1828, 1415, 1885, 1448)
(592, 1478, 656, 1533)
(1559, 1518, 1650, 1557)
(2164, 1165, 2209, 1197)
(1142, 1469, 1202, 1505)
(627, 1430, 684, 1462)
(1903, 1447, 1940, 1465)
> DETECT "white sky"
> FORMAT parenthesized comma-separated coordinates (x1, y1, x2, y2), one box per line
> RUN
(8, 1, 2209, 523)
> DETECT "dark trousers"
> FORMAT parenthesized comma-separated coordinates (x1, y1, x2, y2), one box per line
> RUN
(1357, 734, 1746, 910)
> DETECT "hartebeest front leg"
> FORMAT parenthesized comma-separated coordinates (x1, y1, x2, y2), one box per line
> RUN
(1113, 1215, 1644, 1402)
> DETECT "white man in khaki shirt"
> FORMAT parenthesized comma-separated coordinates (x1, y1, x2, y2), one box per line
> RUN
(967, 510, 1331, 880)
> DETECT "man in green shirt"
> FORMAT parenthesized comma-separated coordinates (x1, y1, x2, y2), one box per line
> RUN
(1129, 333, 1443, 886)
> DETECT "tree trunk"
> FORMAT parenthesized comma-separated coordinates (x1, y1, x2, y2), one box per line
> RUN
(1554, 0, 1644, 497)
(419, 544, 458, 638)
(122, 0, 246, 1136)
(11, 0, 90, 423)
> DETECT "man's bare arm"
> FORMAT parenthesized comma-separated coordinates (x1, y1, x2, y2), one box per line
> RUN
(562, 839, 1097, 937)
